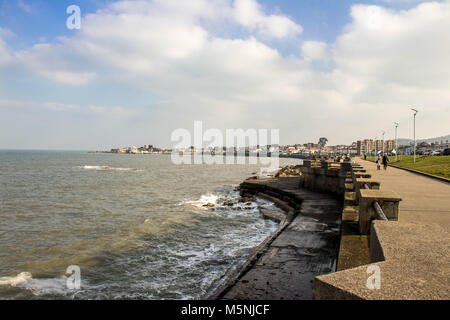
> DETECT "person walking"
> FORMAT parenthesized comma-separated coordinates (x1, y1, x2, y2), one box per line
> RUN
(382, 154, 389, 170)
(376, 154, 381, 170)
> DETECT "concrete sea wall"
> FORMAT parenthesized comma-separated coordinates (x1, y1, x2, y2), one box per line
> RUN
(209, 157, 448, 300)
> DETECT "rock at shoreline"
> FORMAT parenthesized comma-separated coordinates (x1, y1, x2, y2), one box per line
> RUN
(238, 196, 257, 203)
(274, 165, 302, 177)
(223, 201, 234, 206)
(203, 203, 215, 207)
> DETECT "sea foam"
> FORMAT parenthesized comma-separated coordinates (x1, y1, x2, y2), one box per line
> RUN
(181, 194, 219, 208)
(0, 272, 32, 286)
(75, 165, 137, 171)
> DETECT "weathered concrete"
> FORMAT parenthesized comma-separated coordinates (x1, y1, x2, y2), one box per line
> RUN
(336, 235, 370, 271)
(313, 221, 450, 300)
(313, 158, 450, 300)
(299, 166, 348, 196)
(213, 177, 343, 300)
(354, 178, 380, 200)
(358, 189, 401, 234)
(211, 158, 449, 300)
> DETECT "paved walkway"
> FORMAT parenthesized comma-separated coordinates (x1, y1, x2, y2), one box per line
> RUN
(356, 158, 450, 232)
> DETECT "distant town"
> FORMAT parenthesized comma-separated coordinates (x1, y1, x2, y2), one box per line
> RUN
(93, 136, 450, 157)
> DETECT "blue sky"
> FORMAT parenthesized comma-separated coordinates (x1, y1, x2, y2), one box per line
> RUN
(0, 0, 449, 150)
(1, 0, 430, 50)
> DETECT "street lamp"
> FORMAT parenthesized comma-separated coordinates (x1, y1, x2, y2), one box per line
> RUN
(411, 108, 418, 163)
(382, 131, 385, 154)
(374, 136, 377, 157)
(394, 122, 399, 161)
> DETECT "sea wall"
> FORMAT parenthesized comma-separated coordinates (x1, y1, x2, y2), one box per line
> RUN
(208, 165, 345, 299)
(210, 157, 446, 300)
(311, 159, 449, 300)
(298, 159, 350, 196)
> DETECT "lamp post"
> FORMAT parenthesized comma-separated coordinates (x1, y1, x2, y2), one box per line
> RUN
(382, 131, 385, 154)
(374, 136, 377, 158)
(394, 122, 399, 161)
(411, 108, 418, 163)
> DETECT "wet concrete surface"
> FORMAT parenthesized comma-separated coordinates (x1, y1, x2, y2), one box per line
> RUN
(219, 178, 343, 300)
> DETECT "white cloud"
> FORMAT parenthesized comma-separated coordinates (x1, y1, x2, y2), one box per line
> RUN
(333, 2, 450, 93)
(302, 41, 330, 62)
(0, 28, 13, 65)
(0, 99, 133, 118)
(233, 0, 303, 38)
(0, 0, 449, 148)
(40, 71, 97, 86)
(381, 0, 430, 3)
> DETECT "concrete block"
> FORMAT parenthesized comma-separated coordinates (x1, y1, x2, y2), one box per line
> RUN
(302, 160, 311, 168)
(340, 162, 352, 172)
(358, 190, 401, 234)
(355, 178, 380, 200)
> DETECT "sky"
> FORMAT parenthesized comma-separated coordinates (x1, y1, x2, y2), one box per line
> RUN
(0, 0, 449, 150)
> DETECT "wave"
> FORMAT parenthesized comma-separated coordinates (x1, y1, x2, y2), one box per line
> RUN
(179, 188, 272, 213)
(75, 165, 138, 171)
(0, 272, 77, 297)
(181, 194, 220, 208)
(259, 167, 279, 177)
(0, 272, 32, 286)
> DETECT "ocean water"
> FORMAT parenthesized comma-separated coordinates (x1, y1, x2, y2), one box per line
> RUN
(0, 150, 301, 299)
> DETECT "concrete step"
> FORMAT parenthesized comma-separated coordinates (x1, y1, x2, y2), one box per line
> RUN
(345, 183, 354, 191)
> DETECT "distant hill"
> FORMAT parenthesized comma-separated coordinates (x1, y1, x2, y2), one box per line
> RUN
(397, 134, 450, 146)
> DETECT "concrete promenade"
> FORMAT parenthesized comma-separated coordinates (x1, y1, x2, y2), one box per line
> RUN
(356, 158, 450, 231)
(314, 158, 449, 300)
(212, 160, 450, 299)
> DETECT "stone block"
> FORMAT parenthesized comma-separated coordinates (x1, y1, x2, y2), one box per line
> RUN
(355, 178, 380, 200)
(358, 190, 401, 234)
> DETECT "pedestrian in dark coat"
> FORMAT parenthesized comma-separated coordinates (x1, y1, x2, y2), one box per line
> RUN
(382, 154, 389, 170)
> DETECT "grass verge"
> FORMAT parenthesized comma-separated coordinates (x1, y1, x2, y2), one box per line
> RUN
(366, 155, 450, 179)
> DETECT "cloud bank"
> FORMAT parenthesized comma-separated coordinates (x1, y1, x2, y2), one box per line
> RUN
(0, 0, 449, 149)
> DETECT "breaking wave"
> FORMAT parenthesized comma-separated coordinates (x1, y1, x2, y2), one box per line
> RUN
(75, 165, 138, 171)
(0, 272, 32, 287)
(0, 272, 75, 297)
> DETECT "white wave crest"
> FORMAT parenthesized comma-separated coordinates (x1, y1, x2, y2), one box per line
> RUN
(181, 194, 219, 208)
(22, 277, 69, 296)
(0, 272, 76, 297)
(259, 167, 279, 177)
(0, 272, 32, 287)
(75, 165, 136, 171)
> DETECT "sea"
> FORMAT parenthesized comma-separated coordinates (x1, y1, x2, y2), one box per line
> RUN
(0, 150, 301, 299)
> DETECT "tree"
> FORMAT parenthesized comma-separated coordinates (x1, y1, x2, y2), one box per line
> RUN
(318, 137, 328, 149)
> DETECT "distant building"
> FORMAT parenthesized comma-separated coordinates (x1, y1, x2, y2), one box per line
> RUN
(356, 139, 396, 155)
(385, 140, 396, 154)
(357, 139, 374, 156)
